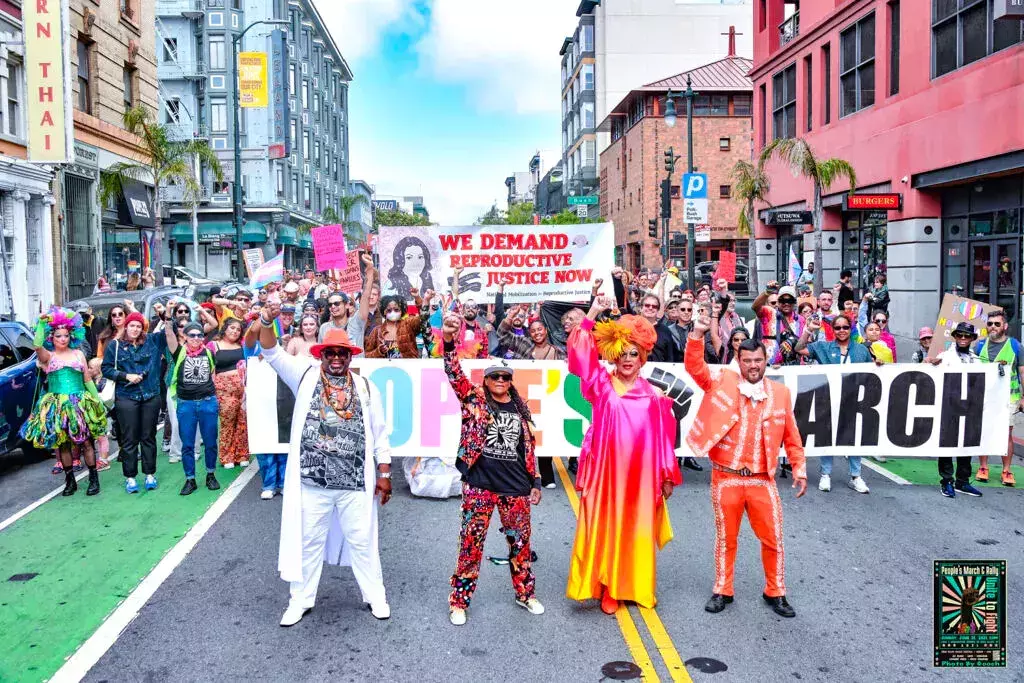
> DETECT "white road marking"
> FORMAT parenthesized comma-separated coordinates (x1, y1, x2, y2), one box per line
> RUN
(49, 464, 257, 683)
(861, 458, 912, 485)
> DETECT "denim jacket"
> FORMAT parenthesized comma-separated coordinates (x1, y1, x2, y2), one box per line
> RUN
(101, 333, 167, 401)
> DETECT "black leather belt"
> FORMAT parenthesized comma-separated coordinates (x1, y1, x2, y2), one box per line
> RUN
(712, 463, 763, 477)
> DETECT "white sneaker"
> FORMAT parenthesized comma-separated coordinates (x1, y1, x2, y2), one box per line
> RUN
(370, 602, 390, 620)
(544, 482, 556, 489)
(168, 455, 181, 464)
(260, 490, 274, 500)
(515, 598, 545, 615)
(222, 463, 235, 470)
(279, 605, 310, 627)
(873, 455, 887, 463)
(449, 608, 467, 626)
(849, 476, 870, 494)
(818, 474, 831, 492)
(240, 460, 249, 468)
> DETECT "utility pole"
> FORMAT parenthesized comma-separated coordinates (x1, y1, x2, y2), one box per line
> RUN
(684, 74, 696, 290)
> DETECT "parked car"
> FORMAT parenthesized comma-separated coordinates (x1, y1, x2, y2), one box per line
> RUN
(65, 286, 184, 333)
(162, 265, 220, 288)
(0, 320, 44, 458)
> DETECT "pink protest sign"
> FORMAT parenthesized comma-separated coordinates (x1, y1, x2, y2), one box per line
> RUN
(337, 250, 364, 294)
(312, 224, 347, 271)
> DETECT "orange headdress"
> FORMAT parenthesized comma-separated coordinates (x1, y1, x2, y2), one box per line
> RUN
(592, 314, 657, 362)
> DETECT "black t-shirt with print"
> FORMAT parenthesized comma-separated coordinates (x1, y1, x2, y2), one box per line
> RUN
(173, 347, 216, 401)
(464, 401, 534, 496)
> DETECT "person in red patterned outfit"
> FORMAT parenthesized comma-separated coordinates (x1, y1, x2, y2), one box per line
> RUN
(684, 311, 808, 618)
(440, 313, 544, 626)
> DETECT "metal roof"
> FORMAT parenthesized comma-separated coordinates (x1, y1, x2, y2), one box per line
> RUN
(643, 56, 753, 92)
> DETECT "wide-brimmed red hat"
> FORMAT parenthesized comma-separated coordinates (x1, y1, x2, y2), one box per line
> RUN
(310, 328, 363, 358)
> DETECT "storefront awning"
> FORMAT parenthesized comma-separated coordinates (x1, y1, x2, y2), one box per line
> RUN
(170, 222, 236, 241)
(297, 233, 312, 249)
(242, 220, 268, 243)
(103, 230, 142, 245)
(276, 225, 298, 246)
(117, 180, 155, 228)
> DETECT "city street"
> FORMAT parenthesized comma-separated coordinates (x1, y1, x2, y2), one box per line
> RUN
(2, 444, 1022, 683)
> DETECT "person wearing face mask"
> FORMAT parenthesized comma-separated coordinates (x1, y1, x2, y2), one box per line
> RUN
(364, 292, 431, 359)
(566, 296, 682, 616)
(256, 301, 393, 626)
(686, 311, 807, 618)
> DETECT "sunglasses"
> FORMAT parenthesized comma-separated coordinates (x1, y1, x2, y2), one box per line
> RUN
(833, 325, 851, 331)
(463, 304, 479, 311)
(175, 309, 189, 315)
(920, 336, 933, 341)
(321, 348, 351, 359)
(430, 305, 440, 311)
(779, 297, 796, 304)
(986, 321, 1002, 327)
(874, 318, 887, 324)
(329, 301, 344, 307)
(679, 307, 693, 313)
(186, 332, 204, 339)
(111, 311, 125, 318)
(487, 373, 512, 382)
(952, 333, 972, 339)
(641, 303, 659, 309)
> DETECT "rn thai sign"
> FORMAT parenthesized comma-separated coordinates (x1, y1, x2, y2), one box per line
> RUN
(25, 0, 73, 163)
(844, 193, 902, 211)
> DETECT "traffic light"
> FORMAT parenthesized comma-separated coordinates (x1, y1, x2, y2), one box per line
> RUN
(660, 178, 671, 219)
(648, 219, 658, 238)
(664, 147, 675, 173)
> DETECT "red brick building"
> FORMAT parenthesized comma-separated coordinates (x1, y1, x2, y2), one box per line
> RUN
(598, 55, 753, 272)
(750, 0, 1024, 339)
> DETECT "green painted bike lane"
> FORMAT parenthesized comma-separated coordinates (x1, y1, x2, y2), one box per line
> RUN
(873, 457, 1024, 488)
(0, 446, 244, 683)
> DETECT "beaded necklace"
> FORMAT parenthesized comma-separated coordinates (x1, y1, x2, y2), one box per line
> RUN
(319, 369, 355, 420)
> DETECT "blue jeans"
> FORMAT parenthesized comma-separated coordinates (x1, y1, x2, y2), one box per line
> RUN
(257, 453, 287, 491)
(819, 455, 862, 478)
(177, 395, 219, 479)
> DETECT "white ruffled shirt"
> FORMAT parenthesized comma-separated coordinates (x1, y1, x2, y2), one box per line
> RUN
(738, 379, 768, 403)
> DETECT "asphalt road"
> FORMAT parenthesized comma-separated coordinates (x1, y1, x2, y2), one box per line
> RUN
(20, 458, 1007, 683)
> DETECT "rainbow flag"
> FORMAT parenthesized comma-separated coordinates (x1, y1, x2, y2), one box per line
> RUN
(250, 250, 284, 289)
(787, 245, 802, 285)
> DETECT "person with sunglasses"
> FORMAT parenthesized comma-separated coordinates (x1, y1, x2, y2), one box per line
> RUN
(972, 310, 1020, 487)
(795, 313, 873, 494)
(637, 294, 676, 364)
(256, 301, 393, 626)
(566, 296, 682, 616)
(438, 314, 544, 625)
(319, 292, 351, 342)
(752, 282, 806, 367)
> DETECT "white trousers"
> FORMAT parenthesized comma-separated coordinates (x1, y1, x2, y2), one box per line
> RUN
(166, 388, 200, 458)
(289, 485, 386, 609)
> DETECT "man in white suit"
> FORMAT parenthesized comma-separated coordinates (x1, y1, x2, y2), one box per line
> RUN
(256, 300, 393, 627)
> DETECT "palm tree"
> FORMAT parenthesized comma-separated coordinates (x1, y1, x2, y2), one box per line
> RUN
(335, 195, 370, 244)
(731, 158, 771, 295)
(98, 105, 223, 274)
(759, 138, 857, 295)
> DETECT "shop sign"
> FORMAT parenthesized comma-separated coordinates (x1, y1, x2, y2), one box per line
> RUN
(24, 0, 72, 163)
(994, 0, 1024, 20)
(695, 224, 711, 243)
(844, 193, 902, 211)
(269, 29, 290, 156)
(765, 210, 812, 225)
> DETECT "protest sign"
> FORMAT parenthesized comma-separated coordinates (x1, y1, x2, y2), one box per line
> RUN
(247, 358, 1009, 460)
(242, 248, 264, 279)
(715, 251, 737, 282)
(337, 249, 364, 295)
(375, 224, 614, 304)
(928, 294, 1003, 358)
(311, 224, 347, 271)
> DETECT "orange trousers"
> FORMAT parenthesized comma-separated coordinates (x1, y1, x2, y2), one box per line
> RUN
(710, 470, 786, 598)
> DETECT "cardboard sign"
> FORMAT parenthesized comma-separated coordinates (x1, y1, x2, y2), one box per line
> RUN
(242, 248, 265, 279)
(927, 294, 1003, 358)
(337, 249, 364, 295)
(312, 224, 348, 271)
(715, 251, 737, 282)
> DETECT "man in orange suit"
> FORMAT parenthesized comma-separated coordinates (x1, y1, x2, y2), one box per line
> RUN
(685, 312, 807, 618)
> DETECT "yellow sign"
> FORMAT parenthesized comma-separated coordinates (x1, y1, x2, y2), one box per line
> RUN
(238, 52, 268, 108)
(25, 0, 69, 162)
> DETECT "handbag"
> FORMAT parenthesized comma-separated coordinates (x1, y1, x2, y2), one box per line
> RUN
(98, 341, 117, 403)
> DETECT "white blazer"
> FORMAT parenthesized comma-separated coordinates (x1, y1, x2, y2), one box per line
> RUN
(262, 344, 392, 585)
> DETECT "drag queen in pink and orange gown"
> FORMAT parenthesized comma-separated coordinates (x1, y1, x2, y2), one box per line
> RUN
(566, 296, 682, 613)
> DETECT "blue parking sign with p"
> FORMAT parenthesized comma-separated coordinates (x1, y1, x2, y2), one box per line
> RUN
(683, 173, 708, 199)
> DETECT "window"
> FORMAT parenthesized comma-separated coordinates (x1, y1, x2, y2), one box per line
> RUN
(583, 102, 595, 129)
(758, 84, 766, 147)
(710, 95, 728, 116)
(302, 80, 310, 110)
(804, 55, 812, 131)
(166, 98, 181, 123)
(732, 93, 752, 116)
(822, 43, 832, 124)
(314, 141, 321, 165)
(214, 180, 229, 193)
(840, 13, 875, 116)
(313, 93, 320, 116)
(303, 131, 310, 158)
(719, 185, 732, 198)
(303, 181, 311, 208)
(163, 38, 178, 63)
(582, 64, 595, 90)
(932, 0, 1022, 78)
(209, 35, 226, 70)
(584, 140, 596, 167)
(210, 98, 227, 132)
(76, 39, 92, 115)
(289, 119, 297, 147)
(719, 137, 731, 151)
(889, 1, 900, 95)
(6, 62, 21, 137)
(122, 67, 135, 113)
(670, 185, 681, 199)
(771, 63, 797, 140)
(276, 164, 285, 197)
(289, 65, 296, 96)
(582, 24, 594, 52)
(694, 95, 711, 115)
(291, 174, 299, 203)
(759, 0, 767, 31)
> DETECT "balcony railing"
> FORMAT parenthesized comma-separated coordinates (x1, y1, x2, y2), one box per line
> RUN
(157, 61, 206, 80)
(159, 185, 211, 204)
(156, 0, 205, 16)
(779, 12, 799, 46)
(164, 122, 209, 141)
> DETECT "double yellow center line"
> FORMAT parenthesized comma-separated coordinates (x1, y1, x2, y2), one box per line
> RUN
(552, 457, 693, 682)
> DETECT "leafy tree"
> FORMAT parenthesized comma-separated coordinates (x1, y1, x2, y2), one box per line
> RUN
(731, 158, 771, 294)
(760, 138, 856, 294)
(98, 106, 223, 272)
(374, 208, 432, 228)
(335, 196, 369, 243)
(477, 203, 507, 225)
(543, 208, 602, 225)
(506, 201, 536, 225)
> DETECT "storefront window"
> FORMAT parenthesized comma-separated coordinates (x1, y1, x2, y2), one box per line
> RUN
(842, 211, 887, 294)
(775, 227, 803, 282)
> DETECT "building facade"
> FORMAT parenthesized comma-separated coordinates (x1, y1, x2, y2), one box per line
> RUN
(599, 56, 753, 272)
(346, 179, 373, 243)
(157, 0, 352, 278)
(749, 0, 1024, 340)
(560, 0, 753, 203)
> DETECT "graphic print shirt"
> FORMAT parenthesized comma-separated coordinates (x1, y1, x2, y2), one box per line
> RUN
(173, 348, 216, 401)
(464, 401, 533, 496)
(299, 376, 366, 490)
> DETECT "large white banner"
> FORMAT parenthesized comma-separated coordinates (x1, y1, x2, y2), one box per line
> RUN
(375, 223, 615, 304)
(247, 359, 1011, 459)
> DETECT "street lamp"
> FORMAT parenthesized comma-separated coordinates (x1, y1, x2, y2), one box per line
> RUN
(232, 19, 289, 281)
(664, 75, 697, 289)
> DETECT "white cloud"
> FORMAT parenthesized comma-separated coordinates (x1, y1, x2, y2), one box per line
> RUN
(415, 0, 580, 114)
(312, 0, 420, 62)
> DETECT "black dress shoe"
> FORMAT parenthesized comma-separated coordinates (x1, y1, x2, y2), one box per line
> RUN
(206, 473, 221, 491)
(180, 478, 198, 496)
(683, 457, 704, 471)
(704, 593, 733, 613)
(762, 594, 795, 618)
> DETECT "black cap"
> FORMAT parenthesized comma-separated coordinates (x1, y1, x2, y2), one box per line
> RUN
(952, 322, 978, 339)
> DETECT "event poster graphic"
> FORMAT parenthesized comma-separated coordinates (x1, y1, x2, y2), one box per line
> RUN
(933, 560, 1006, 667)
(375, 224, 615, 304)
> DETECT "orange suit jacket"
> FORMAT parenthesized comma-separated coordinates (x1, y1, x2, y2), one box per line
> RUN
(684, 337, 807, 480)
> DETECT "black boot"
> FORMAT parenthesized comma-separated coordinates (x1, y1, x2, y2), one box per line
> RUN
(206, 472, 221, 491)
(683, 457, 704, 471)
(86, 467, 100, 496)
(61, 468, 77, 496)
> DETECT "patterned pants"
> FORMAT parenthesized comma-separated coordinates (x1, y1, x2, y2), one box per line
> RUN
(710, 470, 786, 598)
(449, 485, 535, 609)
(214, 371, 249, 465)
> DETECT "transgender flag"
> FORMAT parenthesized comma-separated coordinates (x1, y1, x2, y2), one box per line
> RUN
(787, 245, 803, 285)
(250, 250, 284, 289)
